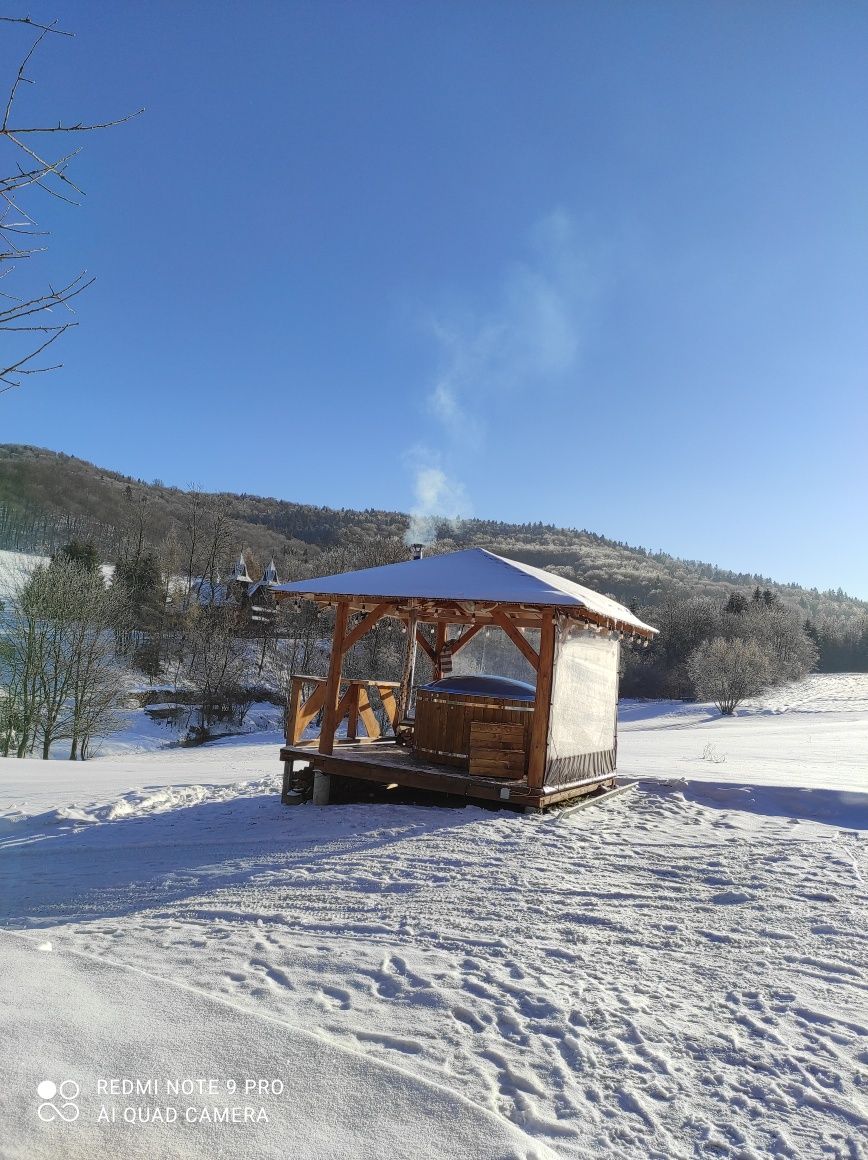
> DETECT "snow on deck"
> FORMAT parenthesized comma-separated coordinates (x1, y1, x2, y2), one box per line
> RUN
(0, 673, 866, 1158)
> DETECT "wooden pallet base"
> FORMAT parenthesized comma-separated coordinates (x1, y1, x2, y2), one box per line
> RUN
(280, 741, 616, 812)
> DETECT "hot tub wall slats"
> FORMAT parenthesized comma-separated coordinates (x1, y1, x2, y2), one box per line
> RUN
(413, 690, 534, 773)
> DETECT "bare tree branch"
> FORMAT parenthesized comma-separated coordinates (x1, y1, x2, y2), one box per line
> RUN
(0, 16, 73, 35)
(1, 16, 139, 395)
(2, 111, 144, 135)
(2, 23, 51, 130)
(0, 324, 72, 393)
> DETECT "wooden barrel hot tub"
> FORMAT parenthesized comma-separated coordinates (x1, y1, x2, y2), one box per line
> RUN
(413, 675, 535, 779)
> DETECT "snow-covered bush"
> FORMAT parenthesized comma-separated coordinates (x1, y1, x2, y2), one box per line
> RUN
(688, 637, 771, 716)
(0, 556, 126, 758)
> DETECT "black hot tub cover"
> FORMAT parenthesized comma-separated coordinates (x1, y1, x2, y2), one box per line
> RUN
(417, 674, 536, 701)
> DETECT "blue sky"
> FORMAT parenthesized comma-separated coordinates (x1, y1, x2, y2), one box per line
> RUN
(3, 2, 866, 597)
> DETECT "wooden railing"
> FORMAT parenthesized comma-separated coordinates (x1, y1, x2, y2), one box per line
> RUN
(286, 675, 401, 745)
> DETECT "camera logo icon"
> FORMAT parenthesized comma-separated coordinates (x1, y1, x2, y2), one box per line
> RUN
(37, 1080, 80, 1122)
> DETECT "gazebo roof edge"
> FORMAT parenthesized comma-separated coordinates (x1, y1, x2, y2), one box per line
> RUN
(273, 548, 657, 638)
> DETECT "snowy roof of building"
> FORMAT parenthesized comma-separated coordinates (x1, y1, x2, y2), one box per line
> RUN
(273, 548, 656, 637)
(228, 553, 252, 583)
(262, 558, 279, 583)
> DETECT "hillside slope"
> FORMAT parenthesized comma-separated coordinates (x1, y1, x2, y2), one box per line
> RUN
(0, 443, 864, 631)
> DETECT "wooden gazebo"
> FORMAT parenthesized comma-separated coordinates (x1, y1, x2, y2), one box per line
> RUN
(274, 548, 656, 812)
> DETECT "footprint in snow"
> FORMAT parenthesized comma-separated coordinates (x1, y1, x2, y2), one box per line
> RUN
(248, 958, 293, 990)
(451, 1004, 487, 1032)
(319, 985, 352, 1010)
(711, 890, 754, 905)
(353, 1030, 423, 1055)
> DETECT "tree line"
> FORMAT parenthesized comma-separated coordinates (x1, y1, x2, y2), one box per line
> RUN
(0, 489, 413, 758)
(0, 478, 863, 756)
(2, 445, 866, 655)
(622, 587, 820, 713)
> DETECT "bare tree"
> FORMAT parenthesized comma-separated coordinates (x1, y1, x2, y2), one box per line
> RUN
(0, 557, 44, 755)
(184, 603, 253, 740)
(170, 495, 253, 740)
(0, 16, 141, 393)
(67, 593, 126, 759)
(0, 554, 126, 757)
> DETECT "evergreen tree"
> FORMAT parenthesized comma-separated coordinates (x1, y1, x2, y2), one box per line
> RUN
(54, 540, 100, 572)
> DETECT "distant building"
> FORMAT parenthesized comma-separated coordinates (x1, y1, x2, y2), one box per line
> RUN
(191, 553, 282, 632)
(244, 558, 281, 629)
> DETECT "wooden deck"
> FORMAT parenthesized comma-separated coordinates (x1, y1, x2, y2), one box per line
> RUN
(279, 739, 615, 811)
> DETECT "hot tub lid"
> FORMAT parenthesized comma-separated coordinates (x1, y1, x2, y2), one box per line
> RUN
(417, 674, 536, 701)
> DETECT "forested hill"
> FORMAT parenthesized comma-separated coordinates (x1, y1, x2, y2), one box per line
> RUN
(0, 443, 864, 639)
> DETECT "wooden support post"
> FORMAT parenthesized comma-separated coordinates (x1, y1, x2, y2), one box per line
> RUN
(527, 610, 556, 790)
(286, 679, 303, 744)
(319, 601, 350, 758)
(397, 609, 419, 722)
(434, 622, 447, 681)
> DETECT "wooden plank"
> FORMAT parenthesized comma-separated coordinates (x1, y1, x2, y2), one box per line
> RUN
(319, 601, 350, 757)
(356, 684, 381, 740)
(469, 723, 525, 752)
(415, 627, 436, 664)
(376, 685, 399, 731)
(490, 609, 539, 672)
(468, 755, 524, 778)
(294, 680, 326, 743)
(469, 720, 526, 777)
(340, 602, 394, 656)
(286, 678, 303, 745)
(450, 623, 484, 655)
(527, 610, 555, 789)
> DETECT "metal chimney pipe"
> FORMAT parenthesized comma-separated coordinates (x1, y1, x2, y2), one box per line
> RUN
(411, 543, 424, 560)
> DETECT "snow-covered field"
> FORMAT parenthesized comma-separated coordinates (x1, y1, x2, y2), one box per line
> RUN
(1, 674, 866, 1158)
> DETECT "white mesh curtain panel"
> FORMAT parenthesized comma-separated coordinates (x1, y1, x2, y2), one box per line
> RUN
(546, 629, 619, 785)
(450, 627, 539, 684)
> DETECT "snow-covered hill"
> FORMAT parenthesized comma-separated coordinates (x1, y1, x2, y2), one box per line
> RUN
(0, 674, 866, 1158)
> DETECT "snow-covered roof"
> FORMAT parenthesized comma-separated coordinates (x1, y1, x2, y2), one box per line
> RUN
(228, 553, 252, 583)
(262, 558, 279, 583)
(273, 548, 656, 637)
